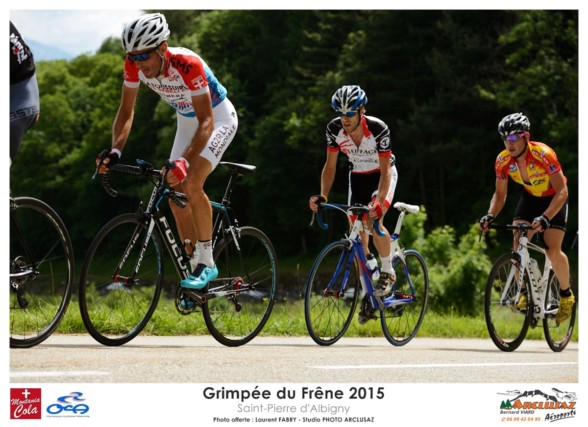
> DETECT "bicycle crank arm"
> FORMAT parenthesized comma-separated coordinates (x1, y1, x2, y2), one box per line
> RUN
(183, 289, 207, 305)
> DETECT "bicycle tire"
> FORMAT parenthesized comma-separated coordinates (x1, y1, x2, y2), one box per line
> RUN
(304, 240, 360, 346)
(10, 197, 75, 348)
(79, 213, 164, 346)
(543, 271, 576, 352)
(202, 226, 277, 347)
(484, 253, 531, 352)
(381, 249, 429, 346)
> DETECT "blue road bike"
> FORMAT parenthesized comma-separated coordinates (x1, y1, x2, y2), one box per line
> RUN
(305, 202, 429, 346)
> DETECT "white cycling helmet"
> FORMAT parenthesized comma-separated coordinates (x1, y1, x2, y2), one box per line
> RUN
(497, 112, 531, 137)
(331, 85, 368, 114)
(121, 13, 170, 53)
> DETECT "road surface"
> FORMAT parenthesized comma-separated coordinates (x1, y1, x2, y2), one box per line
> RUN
(10, 335, 578, 383)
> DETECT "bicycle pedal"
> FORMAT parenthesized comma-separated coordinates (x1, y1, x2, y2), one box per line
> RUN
(175, 288, 205, 315)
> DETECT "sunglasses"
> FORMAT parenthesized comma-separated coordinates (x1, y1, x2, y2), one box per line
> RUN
(337, 111, 358, 118)
(128, 46, 159, 62)
(503, 133, 526, 143)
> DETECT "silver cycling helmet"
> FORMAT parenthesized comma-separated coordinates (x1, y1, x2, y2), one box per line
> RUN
(121, 13, 170, 53)
(331, 85, 368, 114)
(497, 112, 531, 137)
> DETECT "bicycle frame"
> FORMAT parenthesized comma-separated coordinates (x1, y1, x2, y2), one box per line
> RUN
(506, 233, 555, 320)
(318, 204, 418, 310)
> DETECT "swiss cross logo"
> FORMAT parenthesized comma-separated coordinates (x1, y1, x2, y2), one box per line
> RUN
(10, 388, 42, 419)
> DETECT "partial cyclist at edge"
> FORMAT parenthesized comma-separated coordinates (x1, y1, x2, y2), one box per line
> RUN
(309, 85, 399, 298)
(479, 112, 574, 324)
(95, 12, 238, 292)
(10, 20, 40, 163)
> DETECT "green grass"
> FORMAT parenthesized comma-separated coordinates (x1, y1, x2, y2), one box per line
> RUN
(56, 296, 578, 343)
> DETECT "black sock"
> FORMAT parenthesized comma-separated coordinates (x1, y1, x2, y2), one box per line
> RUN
(560, 287, 572, 297)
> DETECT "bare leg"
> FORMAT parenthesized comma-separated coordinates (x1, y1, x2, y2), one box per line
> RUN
(543, 228, 570, 290)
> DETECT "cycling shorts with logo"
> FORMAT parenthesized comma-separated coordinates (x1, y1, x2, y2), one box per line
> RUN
(170, 98, 238, 170)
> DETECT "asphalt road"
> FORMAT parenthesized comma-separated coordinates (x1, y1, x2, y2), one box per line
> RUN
(9, 335, 578, 384)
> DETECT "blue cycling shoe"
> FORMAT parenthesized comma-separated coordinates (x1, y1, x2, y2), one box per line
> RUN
(180, 263, 218, 290)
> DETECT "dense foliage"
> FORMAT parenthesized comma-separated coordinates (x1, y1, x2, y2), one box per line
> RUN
(11, 10, 578, 314)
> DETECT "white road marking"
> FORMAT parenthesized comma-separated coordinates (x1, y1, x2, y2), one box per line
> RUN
(313, 361, 577, 370)
(10, 371, 111, 378)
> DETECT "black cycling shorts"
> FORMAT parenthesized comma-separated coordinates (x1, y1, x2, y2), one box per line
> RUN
(349, 171, 381, 206)
(513, 189, 568, 231)
(10, 74, 40, 161)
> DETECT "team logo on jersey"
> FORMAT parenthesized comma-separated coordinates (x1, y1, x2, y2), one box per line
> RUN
(191, 75, 207, 90)
(380, 137, 391, 150)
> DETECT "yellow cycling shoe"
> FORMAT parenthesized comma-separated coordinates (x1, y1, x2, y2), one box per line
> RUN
(515, 293, 528, 311)
(556, 290, 575, 325)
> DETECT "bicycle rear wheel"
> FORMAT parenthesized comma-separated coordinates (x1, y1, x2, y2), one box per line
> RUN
(543, 272, 576, 352)
(381, 249, 429, 346)
(79, 213, 163, 346)
(305, 240, 359, 346)
(484, 253, 531, 352)
(202, 226, 277, 347)
(10, 197, 74, 348)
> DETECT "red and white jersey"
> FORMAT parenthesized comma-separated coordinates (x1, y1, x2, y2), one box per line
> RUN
(123, 47, 227, 117)
(325, 115, 392, 173)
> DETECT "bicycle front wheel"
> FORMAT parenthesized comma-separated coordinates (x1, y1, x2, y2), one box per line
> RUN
(79, 213, 163, 346)
(10, 197, 75, 348)
(304, 240, 359, 346)
(484, 253, 531, 352)
(381, 249, 429, 346)
(543, 272, 576, 352)
(202, 226, 277, 347)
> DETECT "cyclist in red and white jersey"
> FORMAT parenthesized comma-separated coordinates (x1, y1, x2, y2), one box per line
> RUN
(309, 85, 398, 297)
(96, 13, 238, 291)
(479, 112, 574, 323)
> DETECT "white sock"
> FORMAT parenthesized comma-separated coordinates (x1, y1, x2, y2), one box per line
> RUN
(379, 254, 395, 279)
(185, 240, 199, 271)
(198, 240, 214, 268)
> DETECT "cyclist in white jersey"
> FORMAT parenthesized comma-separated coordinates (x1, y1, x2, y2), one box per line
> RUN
(309, 85, 399, 297)
(96, 13, 238, 290)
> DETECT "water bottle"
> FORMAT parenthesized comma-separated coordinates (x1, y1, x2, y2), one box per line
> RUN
(366, 253, 380, 281)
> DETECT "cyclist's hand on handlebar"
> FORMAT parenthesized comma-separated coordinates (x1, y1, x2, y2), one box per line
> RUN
(479, 213, 495, 233)
(368, 201, 384, 220)
(165, 158, 188, 186)
(94, 149, 120, 177)
(309, 194, 327, 212)
(532, 214, 550, 232)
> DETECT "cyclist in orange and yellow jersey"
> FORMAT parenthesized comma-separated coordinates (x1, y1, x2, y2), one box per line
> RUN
(479, 112, 574, 324)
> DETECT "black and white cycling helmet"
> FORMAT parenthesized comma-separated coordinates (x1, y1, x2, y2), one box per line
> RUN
(331, 85, 368, 114)
(121, 13, 170, 53)
(497, 112, 531, 137)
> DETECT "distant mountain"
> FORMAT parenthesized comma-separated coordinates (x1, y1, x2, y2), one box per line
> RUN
(27, 39, 75, 61)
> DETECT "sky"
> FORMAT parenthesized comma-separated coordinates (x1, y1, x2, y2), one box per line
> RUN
(10, 9, 142, 57)
(7, 2, 585, 59)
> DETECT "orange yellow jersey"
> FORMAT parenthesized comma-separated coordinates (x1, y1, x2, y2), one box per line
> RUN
(494, 141, 566, 197)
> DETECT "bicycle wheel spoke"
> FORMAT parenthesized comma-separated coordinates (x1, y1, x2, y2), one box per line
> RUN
(203, 227, 277, 347)
(484, 253, 530, 351)
(381, 250, 428, 346)
(79, 214, 163, 346)
(305, 241, 359, 346)
(543, 273, 576, 352)
(10, 197, 74, 348)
